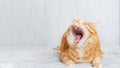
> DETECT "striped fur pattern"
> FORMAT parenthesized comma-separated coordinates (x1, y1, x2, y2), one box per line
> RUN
(57, 19, 103, 68)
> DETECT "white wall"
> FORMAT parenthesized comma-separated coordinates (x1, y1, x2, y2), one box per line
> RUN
(0, 0, 119, 51)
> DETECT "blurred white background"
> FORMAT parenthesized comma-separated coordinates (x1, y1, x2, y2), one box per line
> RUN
(0, 0, 119, 52)
(0, 0, 120, 68)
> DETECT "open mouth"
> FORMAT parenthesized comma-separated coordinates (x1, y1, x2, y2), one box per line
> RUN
(72, 25, 84, 45)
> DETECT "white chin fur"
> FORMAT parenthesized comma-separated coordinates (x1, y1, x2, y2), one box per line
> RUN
(67, 24, 89, 47)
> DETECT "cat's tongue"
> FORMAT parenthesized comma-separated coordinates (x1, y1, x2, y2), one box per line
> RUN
(74, 35, 81, 45)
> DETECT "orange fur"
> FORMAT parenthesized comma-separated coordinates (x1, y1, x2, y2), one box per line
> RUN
(57, 19, 103, 68)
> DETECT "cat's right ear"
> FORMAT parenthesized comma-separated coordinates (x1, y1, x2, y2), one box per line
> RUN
(72, 19, 75, 26)
(72, 18, 80, 25)
(84, 23, 97, 34)
(72, 18, 76, 24)
(73, 18, 85, 24)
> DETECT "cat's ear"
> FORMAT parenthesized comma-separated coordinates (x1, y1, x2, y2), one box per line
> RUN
(84, 23, 95, 33)
(73, 18, 79, 22)
(72, 18, 79, 23)
(90, 21, 101, 32)
(92, 21, 102, 29)
(72, 18, 85, 24)
(84, 22, 98, 34)
(84, 21, 101, 34)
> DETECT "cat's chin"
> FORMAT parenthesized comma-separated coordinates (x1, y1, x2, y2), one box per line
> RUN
(73, 43, 82, 47)
(73, 45, 80, 48)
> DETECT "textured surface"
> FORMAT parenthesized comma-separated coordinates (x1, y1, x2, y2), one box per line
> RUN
(0, 48, 120, 68)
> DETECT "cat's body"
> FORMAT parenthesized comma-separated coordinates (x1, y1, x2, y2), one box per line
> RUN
(55, 19, 103, 68)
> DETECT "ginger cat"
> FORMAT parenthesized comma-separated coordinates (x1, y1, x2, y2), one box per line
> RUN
(55, 19, 103, 68)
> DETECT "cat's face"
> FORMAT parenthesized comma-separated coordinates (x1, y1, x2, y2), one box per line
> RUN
(67, 19, 96, 47)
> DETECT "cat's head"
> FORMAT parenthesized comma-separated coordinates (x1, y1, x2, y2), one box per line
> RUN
(67, 19, 98, 47)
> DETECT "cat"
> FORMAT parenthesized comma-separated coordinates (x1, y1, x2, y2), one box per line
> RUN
(54, 19, 103, 68)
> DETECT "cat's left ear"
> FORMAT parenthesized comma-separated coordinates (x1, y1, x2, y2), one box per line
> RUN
(84, 21, 101, 33)
(92, 21, 102, 29)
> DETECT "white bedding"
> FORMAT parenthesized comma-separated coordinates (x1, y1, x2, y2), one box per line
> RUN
(0, 48, 120, 68)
